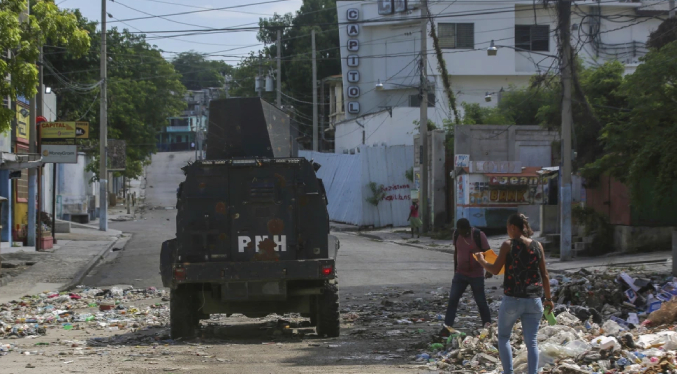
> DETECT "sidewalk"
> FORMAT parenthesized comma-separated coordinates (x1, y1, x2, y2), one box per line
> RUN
(0, 226, 126, 303)
(349, 225, 672, 274)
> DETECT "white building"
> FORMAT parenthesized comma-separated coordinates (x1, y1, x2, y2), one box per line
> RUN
(334, 0, 667, 153)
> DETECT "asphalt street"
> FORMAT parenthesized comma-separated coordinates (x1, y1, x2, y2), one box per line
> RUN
(86, 151, 478, 294)
(85, 151, 195, 288)
(10, 151, 506, 373)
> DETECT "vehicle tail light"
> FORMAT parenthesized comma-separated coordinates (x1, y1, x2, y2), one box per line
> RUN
(321, 265, 333, 276)
(174, 268, 186, 281)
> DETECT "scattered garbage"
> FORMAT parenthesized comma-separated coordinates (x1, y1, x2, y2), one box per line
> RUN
(0, 286, 168, 339)
(411, 268, 677, 373)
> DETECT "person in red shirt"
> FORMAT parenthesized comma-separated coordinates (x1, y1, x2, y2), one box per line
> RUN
(407, 201, 422, 238)
(440, 218, 492, 336)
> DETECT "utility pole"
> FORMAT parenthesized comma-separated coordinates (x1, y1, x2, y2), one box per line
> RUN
(27, 0, 36, 248)
(558, 0, 573, 261)
(99, 0, 108, 232)
(670, 0, 675, 18)
(420, 0, 430, 233)
(257, 54, 263, 98)
(276, 29, 282, 108)
(312, 29, 318, 152)
(36, 46, 44, 250)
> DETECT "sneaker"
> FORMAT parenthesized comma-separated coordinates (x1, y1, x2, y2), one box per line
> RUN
(438, 327, 451, 338)
(484, 322, 492, 329)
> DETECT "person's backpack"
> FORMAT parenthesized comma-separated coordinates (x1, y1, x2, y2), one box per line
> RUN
(453, 228, 484, 250)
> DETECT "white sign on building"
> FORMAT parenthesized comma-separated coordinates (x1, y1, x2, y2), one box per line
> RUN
(41, 145, 78, 163)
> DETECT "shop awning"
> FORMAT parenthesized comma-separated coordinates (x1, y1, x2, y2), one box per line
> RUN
(485, 166, 542, 178)
(0, 152, 43, 171)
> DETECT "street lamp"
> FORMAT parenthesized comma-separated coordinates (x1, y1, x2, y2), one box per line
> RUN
(375, 79, 384, 90)
(487, 40, 498, 56)
(487, 40, 557, 58)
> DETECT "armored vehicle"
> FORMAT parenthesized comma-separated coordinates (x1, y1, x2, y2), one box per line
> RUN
(160, 98, 340, 338)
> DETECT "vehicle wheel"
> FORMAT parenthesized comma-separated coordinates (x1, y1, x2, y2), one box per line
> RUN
(315, 282, 340, 337)
(170, 285, 200, 339)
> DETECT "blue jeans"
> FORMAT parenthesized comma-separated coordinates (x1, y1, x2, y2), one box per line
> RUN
(443, 273, 492, 327)
(498, 296, 543, 374)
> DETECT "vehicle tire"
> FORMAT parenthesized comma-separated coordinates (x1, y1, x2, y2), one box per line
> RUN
(315, 282, 340, 337)
(170, 285, 200, 339)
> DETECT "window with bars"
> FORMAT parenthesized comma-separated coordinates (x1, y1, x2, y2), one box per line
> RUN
(438, 23, 475, 49)
(515, 25, 550, 52)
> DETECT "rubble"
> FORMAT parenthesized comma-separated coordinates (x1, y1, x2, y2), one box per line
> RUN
(409, 268, 677, 373)
(0, 286, 169, 339)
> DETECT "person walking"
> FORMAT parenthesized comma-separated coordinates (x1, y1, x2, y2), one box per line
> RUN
(475, 214, 553, 374)
(407, 200, 422, 238)
(440, 218, 492, 337)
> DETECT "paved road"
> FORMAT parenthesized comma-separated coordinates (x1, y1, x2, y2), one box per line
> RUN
(86, 151, 195, 288)
(29, 151, 510, 373)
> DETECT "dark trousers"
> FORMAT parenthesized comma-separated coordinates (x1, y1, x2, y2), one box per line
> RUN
(444, 273, 492, 327)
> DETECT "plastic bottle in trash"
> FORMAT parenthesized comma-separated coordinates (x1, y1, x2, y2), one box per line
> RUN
(543, 306, 557, 326)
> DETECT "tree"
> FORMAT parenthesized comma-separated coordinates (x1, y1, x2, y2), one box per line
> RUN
(0, 0, 90, 131)
(171, 51, 232, 91)
(460, 102, 514, 125)
(254, 0, 340, 134)
(581, 41, 677, 200)
(44, 14, 186, 180)
(647, 18, 677, 51)
(474, 61, 626, 167)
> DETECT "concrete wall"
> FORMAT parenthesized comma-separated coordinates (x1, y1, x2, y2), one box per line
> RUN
(614, 225, 677, 253)
(413, 130, 446, 229)
(57, 152, 95, 218)
(455, 125, 560, 165)
(301, 144, 414, 227)
(335, 106, 438, 153)
(540, 205, 559, 235)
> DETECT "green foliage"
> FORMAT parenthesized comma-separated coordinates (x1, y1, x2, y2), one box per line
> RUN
(228, 52, 275, 100)
(0, 0, 90, 131)
(254, 0, 340, 134)
(412, 119, 437, 131)
(405, 167, 414, 183)
(44, 13, 185, 180)
(366, 182, 386, 206)
(476, 60, 626, 168)
(647, 18, 677, 50)
(460, 102, 514, 125)
(582, 41, 677, 202)
(171, 51, 232, 91)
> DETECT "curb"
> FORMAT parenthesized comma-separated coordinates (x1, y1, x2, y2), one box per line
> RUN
(58, 234, 130, 292)
(356, 232, 455, 255)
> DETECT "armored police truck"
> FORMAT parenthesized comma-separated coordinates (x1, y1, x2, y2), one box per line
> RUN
(160, 98, 340, 339)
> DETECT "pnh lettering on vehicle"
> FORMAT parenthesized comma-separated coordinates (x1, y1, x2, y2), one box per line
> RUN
(238, 235, 287, 252)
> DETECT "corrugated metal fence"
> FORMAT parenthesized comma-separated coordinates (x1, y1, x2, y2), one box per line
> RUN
(300, 145, 414, 227)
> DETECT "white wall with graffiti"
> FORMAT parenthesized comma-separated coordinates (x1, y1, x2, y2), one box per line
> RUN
(300, 144, 414, 227)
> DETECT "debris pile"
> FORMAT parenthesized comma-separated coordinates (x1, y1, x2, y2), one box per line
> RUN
(0, 286, 168, 339)
(412, 269, 677, 373)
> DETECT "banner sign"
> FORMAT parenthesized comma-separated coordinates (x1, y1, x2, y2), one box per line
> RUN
(42, 138, 76, 145)
(41, 144, 77, 163)
(75, 123, 89, 139)
(40, 122, 77, 139)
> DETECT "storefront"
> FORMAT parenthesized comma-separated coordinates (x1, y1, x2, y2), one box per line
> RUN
(456, 165, 551, 229)
(13, 96, 30, 242)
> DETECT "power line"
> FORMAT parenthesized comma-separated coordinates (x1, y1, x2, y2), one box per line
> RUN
(108, 0, 291, 24)
(111, 0, 212, 29)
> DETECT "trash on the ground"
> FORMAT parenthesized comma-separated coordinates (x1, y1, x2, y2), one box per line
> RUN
(0, 286, 168, 340)
(412, 268, 677, 373)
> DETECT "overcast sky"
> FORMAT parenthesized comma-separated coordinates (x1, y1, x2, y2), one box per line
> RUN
(57, 0, 304, 65)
